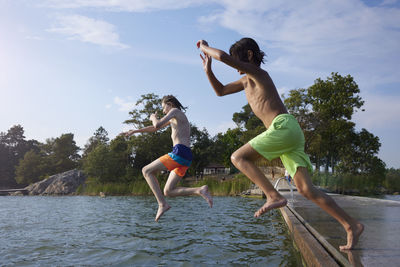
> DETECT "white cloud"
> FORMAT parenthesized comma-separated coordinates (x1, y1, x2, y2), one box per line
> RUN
(47, 15, 129, 48)
(25, 35, 44, 40)
(114, 96, 136, 112)
(200, 0, 400, 90)
(41, 0, 213, 12)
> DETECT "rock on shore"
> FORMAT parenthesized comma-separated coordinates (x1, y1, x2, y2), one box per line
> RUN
(25, 169, 86, 196)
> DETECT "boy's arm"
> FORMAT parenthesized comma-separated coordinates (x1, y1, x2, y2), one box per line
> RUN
(197, 40, 261, 78)
(121, 125, 160, 137)
(121, 112, 173, 137)
(150, 108, 178, 129)
(201, 51, 245, 96)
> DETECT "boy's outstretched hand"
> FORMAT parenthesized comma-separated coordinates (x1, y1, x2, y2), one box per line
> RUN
(119, 130, 134, 137)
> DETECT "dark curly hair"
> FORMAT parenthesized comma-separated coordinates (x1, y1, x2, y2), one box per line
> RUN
(162, 95, 187, 111)
(229, 37, 265, 66)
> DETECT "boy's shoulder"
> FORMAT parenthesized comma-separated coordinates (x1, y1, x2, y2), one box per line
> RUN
(168, 108, 185, 117)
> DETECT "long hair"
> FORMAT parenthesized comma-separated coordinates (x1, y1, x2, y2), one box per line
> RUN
(162, 95, 187, 111)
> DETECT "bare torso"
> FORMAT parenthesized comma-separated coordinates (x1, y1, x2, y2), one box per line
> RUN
(169, 110, 191, 147)
(242, 70, 287, 128)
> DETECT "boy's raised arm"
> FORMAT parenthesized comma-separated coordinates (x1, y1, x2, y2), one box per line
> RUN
(151, 109, 176, 129)
(197, 40, 261, 78)
(198, 40, 245, 96)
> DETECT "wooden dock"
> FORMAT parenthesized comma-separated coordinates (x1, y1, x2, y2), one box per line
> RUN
(0, 189, 29, 196)
(278, 191, 400, 267)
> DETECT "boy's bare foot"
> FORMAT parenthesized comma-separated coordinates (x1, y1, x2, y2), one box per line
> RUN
(199, 185, 213, 208)
(254, 197, 287, 217)
(155, 204, 171, 222)
(339, 222, 364, 250)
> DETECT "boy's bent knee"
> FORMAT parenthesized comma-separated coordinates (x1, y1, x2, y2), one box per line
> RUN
(230, 153, 238, 165)
(163, 188, 170, 197)
(231, 151, 244, 165)
(142, 165, 152, 177)
(164, 187, 174, 197)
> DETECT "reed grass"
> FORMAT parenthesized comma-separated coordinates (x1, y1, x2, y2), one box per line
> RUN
(78, 174, 253, 196)
(311, 172, 398, 195)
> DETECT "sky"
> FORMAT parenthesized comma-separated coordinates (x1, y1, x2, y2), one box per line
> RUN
(1, 0, 399, 168)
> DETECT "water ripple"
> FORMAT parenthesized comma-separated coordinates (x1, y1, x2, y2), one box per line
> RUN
(0, 196, 302, 266)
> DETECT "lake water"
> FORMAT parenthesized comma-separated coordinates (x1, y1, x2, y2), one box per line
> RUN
(0, 196, 302, 266)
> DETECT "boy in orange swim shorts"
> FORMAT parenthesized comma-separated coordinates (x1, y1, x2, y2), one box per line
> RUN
(122, 95, 212, 222)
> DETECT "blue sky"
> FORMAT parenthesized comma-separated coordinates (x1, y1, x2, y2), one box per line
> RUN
(1, 0, 399, 168)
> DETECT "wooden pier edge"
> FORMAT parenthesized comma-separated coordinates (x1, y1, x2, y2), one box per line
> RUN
(279, 206, 350, 267)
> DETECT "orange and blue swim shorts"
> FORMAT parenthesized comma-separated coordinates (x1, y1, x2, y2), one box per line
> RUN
(159, 144, 192, 177)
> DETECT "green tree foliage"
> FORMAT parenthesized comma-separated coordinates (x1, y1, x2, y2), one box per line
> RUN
(284, 72, 383, 176)
(83, 144, 112, 182)
(338, 128, 386, 176)
(109, 136, 130, 182)
(190, 125, 213, 174)
(50, 133, 81, 174)
(232, 104, 265, 142)
(0, 125, 39, 187)
(213, 128, 244, 169)
(128, 130, 172, 176)
(384, 168, 400, 193)
(82, 129, 132, 183)
(83, 126, 109, 157)
(308, 73, 364, 173)
(124, 93, 163, 128)
(15, 150, 45, 185)
(3, 73, 390, 192)
(13, 133, 81, 185)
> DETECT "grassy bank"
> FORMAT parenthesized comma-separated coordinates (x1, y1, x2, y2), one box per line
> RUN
(187, 174, 253, 196)
(77, 174, 252, 196)
(312, 172, 400, 195)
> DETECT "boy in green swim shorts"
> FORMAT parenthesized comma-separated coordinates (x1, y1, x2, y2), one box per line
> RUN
(197, 38, 364, 250)
(249, 113, 313, 179)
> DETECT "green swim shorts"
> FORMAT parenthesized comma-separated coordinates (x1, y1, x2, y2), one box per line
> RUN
(248, 114, 313, 178)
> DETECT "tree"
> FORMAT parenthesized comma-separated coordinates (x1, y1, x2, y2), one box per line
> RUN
(284, 73, 362, 172)
(337, 128, 385, 176)
(15, 150, 45, 185)
(307, 72, 364, 172)
(190, 125, 213, 174)
(83, 144, 112, 182)
(83, 136, 131, 183)
(0, 125, 39, 187)
(108, 136, 130, 182)
(40, 133, 80, 175)
(124, 93, 164, 128)
(213, 128, 244, 170)
(232, 104, 265, 142)
(283, 73, 384, 176)
(128, 129, 172, 177)
(83, 126, 109, 157)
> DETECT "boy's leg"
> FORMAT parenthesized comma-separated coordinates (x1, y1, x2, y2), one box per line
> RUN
(164, 171, 213, 207)
(231, 143, 287, 217)
(293, 167, 364, 250)
(142, 159, 170, 221)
